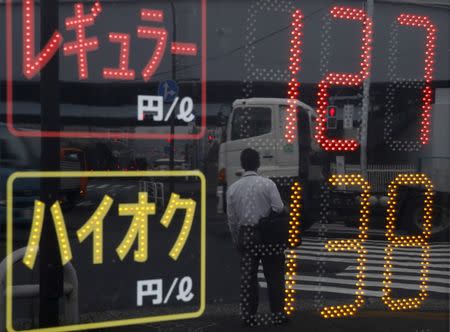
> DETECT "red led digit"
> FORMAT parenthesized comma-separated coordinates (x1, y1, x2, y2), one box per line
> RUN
(171, 42, 198, 56)
(63, 1, 102, 80)
(285, 9, 303, 143)
(397, 14, 436, 146)
(103, 33, 135, 80)
(138, 9, 168, 82)
(23, 0, 63, 79)
(140, 9, 164, 22)
(314, 6, 373, 151)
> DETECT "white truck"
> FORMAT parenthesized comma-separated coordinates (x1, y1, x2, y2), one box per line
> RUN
(217, 98, 325, 230)
(217, 94, 450, 238)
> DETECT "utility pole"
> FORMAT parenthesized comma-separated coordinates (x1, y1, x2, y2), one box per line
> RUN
(169, 1, 177, 193)
(39, 0, 63, 326)
(360, 0, 374, 178)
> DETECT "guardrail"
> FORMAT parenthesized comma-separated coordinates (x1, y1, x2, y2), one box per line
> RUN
(330, 164, 416, 193)
(0, 248, 79, 331)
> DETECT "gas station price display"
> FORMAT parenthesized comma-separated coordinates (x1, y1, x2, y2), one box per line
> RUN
(1, 0, 449, 329)
(5, 171, 206, 332)
(5, 0, 207, 140)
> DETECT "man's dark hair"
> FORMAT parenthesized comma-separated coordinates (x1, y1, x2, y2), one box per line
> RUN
(240, 148, 260, 172)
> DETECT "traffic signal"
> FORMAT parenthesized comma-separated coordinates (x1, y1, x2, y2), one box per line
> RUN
(326, 105, 337, 129)
(207, 130, 216, 143)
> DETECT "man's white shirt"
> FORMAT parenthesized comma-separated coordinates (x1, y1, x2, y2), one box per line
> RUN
(226, 171, 284, 243)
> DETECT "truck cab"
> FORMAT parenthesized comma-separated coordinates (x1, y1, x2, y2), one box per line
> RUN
(217, 98, 324, 229)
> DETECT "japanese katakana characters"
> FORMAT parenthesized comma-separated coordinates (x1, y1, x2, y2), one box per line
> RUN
(22, 192, 197, 269)
(116, 192, 156, 263)
(23, 201, 72, 269)
(22, 1, 198, 81)
(63, 1, 102, 79)
(161, 193, 196, 260)
(77, 195, 114, 264)
(138, 9, 168, 82)
(23, 0, 63, 79)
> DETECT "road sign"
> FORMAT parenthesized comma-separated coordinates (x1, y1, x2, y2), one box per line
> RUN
(343, 104, 354, 129)
(159, 80, 179, 103)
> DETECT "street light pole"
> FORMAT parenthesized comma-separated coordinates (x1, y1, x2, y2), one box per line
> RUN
(360, 0, 374, 178)
(39, 0, 63, 326)
(169, 1, 177, 193)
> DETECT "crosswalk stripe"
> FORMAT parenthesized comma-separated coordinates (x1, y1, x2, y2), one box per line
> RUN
(291, 255, 449, 269)
(337, 272, 450, 285)
(289, 250, 449, 262)
(258, 235, 450, 297)
(344, 265, 450, 276)
(302, 238, 450, 249)
(258, 273, 450, 294)
(298, 242, 450, 254)
(258, 281, 383, 297)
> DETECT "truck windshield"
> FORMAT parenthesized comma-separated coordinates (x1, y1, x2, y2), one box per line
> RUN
(230, 107, 271, 141)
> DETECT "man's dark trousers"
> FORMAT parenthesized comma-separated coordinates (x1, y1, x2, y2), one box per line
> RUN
(239, 226, 286, 319)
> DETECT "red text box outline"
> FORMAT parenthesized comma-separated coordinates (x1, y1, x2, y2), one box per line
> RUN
(6, 0, 207, 140)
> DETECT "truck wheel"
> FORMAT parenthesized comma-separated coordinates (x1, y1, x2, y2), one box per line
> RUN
(406, 199, 450, 241)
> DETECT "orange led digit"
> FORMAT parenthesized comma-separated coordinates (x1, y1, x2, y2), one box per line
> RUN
(382, 173, 434, 311)
(284, 181, 302, 315)
(321, 174, 370, 318)
(314, 7, 373, 151)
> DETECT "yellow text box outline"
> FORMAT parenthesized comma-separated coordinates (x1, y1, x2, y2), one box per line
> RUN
(6, 171, 206, 332)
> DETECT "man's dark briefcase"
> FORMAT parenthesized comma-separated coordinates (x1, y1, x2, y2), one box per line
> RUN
(258, 209, 290, 246)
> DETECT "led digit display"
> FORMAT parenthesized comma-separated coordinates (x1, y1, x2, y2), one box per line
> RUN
(384, 14, 437, 151)
(320, 175, 370, 318)
(314, 7, 373, 151)
(4, 0, 449, 329)
(284, 181, 302, 315)
(382, 174, 434, 310)
(285, 10, 304, 143)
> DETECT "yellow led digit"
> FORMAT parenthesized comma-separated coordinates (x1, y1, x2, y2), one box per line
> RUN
(284, 182, 302, 316)
(321, 174, 370, 318)
(382, 173, 434, 310)
(116, 192, 156, 263)
(77, 195, 114, 264)
(23, 200, 45, 269)
(50, 201, 73, 266)
(160, 193, 196, 261)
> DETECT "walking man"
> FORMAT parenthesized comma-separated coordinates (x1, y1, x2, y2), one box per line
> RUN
(226, 148, 288, 326)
